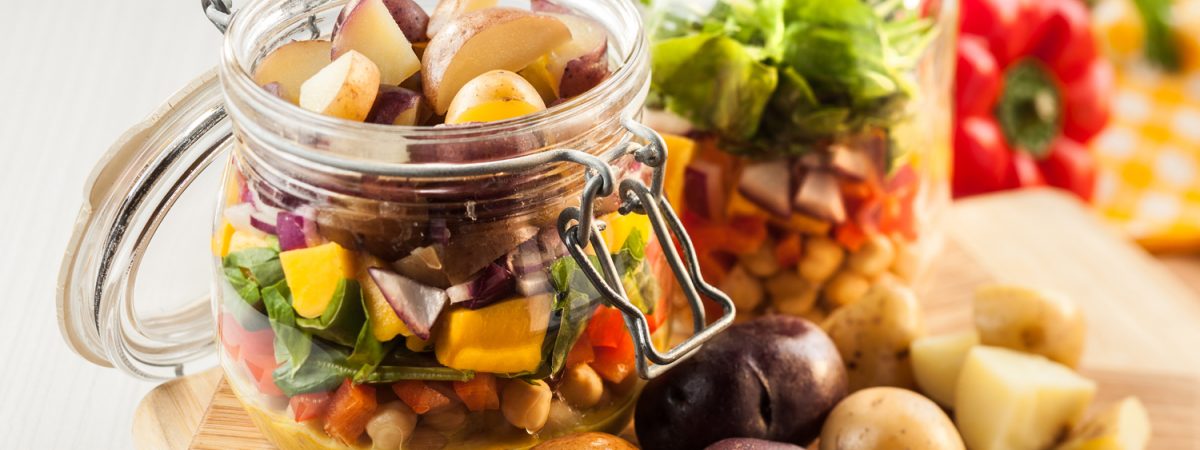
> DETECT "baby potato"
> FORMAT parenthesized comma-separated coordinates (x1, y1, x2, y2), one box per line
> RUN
(823, 281, 923, 391)
(819, 387, 964, 450)
(532, 432, 637, 450)
(973, 284, 1086, 368)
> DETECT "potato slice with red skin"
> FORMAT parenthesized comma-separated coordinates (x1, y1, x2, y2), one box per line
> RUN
(339, 0, 430, 43)
(421, 8, 572, 115)
(253, 40, 332, 104)
(332, 0, 421, 85)
(426, 0, 499, 39)
(300, 50, 381, 121)
(544, 13, 609, 99)
(367, 85, 428, 126)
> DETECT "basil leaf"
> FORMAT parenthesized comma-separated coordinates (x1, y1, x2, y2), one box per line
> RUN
(548, 291, 594, 376)
(222, 247, 284, 305)
(296, 280, 366, 347)
(347, 321, 394, 383)
(262, 281, 354, 395)
(262, 282, 311, 377)
(361, 366, 475, 383)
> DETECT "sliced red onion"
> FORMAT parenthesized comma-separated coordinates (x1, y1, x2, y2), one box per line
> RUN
(684, 160, 726, 220)
(223, 203, 266, 237)
(446, 263, 516, 310)
(368, 267, 448, 340)
(793, 170, 846, 223)
(250, 214, 278, 235)
(738, 160, 792, 217)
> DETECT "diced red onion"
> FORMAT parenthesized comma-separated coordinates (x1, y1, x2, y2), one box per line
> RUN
(223, 203, 266, 237)
(446, 263, 516, 310)
(829, 144, 875, 182)
(250, 214, 277, 235)
(276, 212, 307, 251)
(793, 170, 846, 223)
(368, 267, 448, 340)
(684, 160, 726, 220)
(738, 160, 792, 217)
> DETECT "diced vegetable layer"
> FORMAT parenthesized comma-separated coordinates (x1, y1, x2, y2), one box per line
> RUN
(452, 373, 500, 412)
(358, 255, 413, 342)
(392, 380, 452, 414)
(280, 242, 358, 319)
(434, 295, 551, 373)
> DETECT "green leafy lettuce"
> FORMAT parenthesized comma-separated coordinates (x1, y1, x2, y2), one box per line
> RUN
(648, 0, 936, 156)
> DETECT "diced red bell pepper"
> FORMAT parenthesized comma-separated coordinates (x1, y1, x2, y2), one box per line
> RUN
(591, 331, 635, 384)
(324, 380, 377, 445)
(774, 234, 803, 268)
(290, 391, 332, 422)
(452, 373, 500, 412)
(835, 221, 869, 252)
(566, 332, 596, 368)
(392, 380, 452, 414)
(587, 306, 628, 350)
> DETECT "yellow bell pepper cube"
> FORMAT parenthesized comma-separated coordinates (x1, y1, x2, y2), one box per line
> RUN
(661, 133, 696, 212)
(600, 212, 652, 251)
(211, 221, 236, 257)
(358, 255, 412, 342)
(435, 295, 552, 373)
(280, 242, 358, 319)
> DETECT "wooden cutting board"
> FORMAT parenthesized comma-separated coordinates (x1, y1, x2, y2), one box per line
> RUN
(133, 189, 1200, 449)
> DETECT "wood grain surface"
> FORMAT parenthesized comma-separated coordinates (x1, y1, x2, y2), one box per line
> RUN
(134, 190, 1200, 449)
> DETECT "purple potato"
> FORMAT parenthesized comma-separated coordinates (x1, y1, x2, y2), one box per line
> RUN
(636, 316, 848, 450)
(707, 438, 806, 450)
(366, 85, 426, 125)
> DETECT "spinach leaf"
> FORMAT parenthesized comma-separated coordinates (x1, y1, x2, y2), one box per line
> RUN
(223, 267, 263, 305)
(296, 280, 367, 347)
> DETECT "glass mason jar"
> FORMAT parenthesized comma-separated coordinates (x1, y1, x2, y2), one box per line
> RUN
(57, 0, 733, 448)
(642, 0, 956, 323)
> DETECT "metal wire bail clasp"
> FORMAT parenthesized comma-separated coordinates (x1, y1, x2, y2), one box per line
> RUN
(557, 119, 736, 379)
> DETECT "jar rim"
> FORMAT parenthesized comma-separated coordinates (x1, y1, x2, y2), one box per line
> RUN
(220, 0, 649, 173)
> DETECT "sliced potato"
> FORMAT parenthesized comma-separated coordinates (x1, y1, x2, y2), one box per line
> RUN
(426, 0, 499, 39)
(910, 330, 979, 408)
(1059, 397, 1151, 450)
(421, 8, 572, 114)
(299, 50, 381, 121)
(444, 69, 546, 124)
(253, 40, 333, 104)
(332, 0, 421, 85)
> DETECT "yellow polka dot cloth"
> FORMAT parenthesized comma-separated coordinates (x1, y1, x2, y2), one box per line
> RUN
(1091, 0, 1200, 252)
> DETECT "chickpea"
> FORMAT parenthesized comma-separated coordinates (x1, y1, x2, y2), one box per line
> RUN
(847, 235, 896, 277)
(366, 402, 418, 450)
(559, 364, 604, 409)
(890, 237, 919, 282)
(765, 272, 818, 316)
(406, 427, 448, 450)
(422, 403, 467, 432)
(502, 379, 553, 432)
(738, 241, 781, 278)
(798, 237, 845, 282)
(719, 265, 765, 313)
(824, 270, 871, 308)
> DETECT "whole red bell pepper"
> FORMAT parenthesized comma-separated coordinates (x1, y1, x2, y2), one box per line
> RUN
(954, 0, 1111, 201)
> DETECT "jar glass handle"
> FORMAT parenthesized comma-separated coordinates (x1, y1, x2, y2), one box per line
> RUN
(557, 119, 736, 379)
(57, 70, 231, 379)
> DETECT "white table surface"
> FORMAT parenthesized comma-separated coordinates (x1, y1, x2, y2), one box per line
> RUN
(0, 1, 222, 448)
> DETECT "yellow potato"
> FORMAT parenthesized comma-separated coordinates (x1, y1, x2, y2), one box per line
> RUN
(823, 281, 923, 391)
(973, 284, 1086, 368)
(819, 387, 964, 450)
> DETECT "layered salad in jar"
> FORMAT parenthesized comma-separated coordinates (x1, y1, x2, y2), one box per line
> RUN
(211, 0, 672, 447)
(643, 0, 952, 324)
